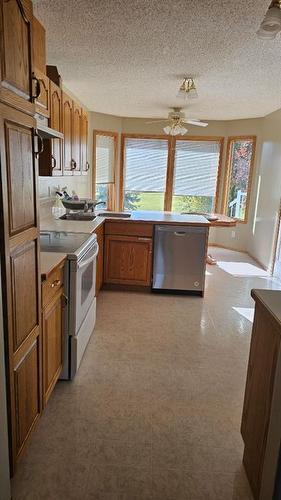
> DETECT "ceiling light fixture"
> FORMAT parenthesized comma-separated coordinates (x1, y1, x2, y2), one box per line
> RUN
(177, 77, 198, 100)
(257, 1, 281, 39)
(163, 123, 187, 136)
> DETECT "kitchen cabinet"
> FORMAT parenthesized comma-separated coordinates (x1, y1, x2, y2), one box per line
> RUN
(62, 92, 88, 176)
(81, 109, 90, 174)
(72, 101, 82, 174)
(62, 92, 74, 174)
(42, 263, 65, 406)
(95, 224, 104, 294)
(0, 102, 42, 472)
(34, 69, 50, 118)
(32, 16, 46, 74)
(0, 0, 35, 115)
(241, 290, 281, 500)
(104, 235, 152, 286)
(39, 81, 63, 176)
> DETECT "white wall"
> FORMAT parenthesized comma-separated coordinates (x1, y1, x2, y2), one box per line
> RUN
(248, 108, 281, 270)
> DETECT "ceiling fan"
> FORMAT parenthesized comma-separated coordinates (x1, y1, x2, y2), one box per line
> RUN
(146, 108, 208, 136)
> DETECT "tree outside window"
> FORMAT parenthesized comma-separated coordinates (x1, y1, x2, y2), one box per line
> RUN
(224, 137, 256, 222)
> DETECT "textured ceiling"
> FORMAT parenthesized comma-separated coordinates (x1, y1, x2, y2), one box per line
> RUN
(34, 0, 281, 120)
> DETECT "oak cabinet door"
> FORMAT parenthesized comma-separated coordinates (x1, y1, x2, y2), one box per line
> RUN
(42, 290, 64, 405)
(34, 69, 49, 118)
(81, 110, 89, 174)
(241, 302, 281, 499)
(0, 103, 41, 471)
(95, 224, 104, 295)
(39, 81, 63, 176)
(62, 92, 73, 174)
(0, 0, 34, 112)
(14, 338, 41, 454)
(104, 235, 152, 286)
(72, 101, 81, 175)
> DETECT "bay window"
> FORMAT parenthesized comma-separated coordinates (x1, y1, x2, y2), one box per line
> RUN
(121, 137, 169, 211)
(172, 139, 222, 213)
(93, 130, 118, 210)
(120, 134, 223, 213)
(223, 137, 256, 222)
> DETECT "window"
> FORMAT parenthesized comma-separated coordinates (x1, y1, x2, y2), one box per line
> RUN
(122, 137, 169, 211)
(223, 137, 256, 222)
(93, 131, 118, 210)
(120, 135, 223, 213)
(172, 139, 222, 213)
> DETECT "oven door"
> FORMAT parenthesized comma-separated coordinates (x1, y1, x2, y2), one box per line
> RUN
(69, 241, 99, 336)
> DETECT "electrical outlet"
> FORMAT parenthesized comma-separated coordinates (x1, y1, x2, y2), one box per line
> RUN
(231, 230, 236, 239)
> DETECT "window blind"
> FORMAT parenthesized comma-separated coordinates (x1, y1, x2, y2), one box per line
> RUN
(173, 140, 221, 196)
(95, 134, 115, 184)
(124, 138, 168, 192)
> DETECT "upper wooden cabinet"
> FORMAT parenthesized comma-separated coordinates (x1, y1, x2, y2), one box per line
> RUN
(81, 110, 89, 174)
(32, 16, 46, 74)
(34, 69, 50, 118)
(72, 101, 82, 174)
(0, 0, 35, 114)
(50, 81, 62, 132)
(62, 92, 74, 175)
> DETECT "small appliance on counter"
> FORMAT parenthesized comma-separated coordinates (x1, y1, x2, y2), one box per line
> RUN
(55, 189, 106, 221)
(40, 231, 99, 379)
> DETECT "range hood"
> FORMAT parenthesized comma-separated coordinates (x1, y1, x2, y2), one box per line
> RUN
(35, 114, 63, 140)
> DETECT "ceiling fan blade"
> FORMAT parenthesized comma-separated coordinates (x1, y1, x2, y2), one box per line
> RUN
(185, 119, 208, 127)
(145, 119, 168, 124)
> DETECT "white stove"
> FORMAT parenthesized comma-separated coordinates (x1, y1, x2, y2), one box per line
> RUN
(40, 231, 99, 379)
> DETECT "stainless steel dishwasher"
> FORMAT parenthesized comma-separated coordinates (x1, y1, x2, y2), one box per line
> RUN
(152, 225, 208, 295)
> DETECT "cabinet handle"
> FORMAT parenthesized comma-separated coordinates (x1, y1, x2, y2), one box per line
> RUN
(137, 237, 151, 241)
(85, 161, 90, 171)
(71, 159, 77, 170)
(51, 155, 57, 170)
(34, 129, 44, 157)
(32, 73, 41, 99)
(51, 279, 61, 288)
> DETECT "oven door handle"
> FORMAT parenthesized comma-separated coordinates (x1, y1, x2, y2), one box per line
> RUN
(77, 244, 99, 269)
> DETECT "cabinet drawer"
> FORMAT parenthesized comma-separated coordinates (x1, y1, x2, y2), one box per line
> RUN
(105, 222, 153, 237)
(42, 265, 64, 307)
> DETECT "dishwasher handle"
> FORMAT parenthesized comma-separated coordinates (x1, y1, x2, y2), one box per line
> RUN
(174, 231, 187, 236)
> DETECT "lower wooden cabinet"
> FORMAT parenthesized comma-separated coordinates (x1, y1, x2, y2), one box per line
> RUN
(42, 289, 64, 405)
(41, 262, 65, 406)
(95, 224, 104, 295)
(241, 290, 281, 500)
(104, 235, 152, 286)
(13, 338, 41, 456)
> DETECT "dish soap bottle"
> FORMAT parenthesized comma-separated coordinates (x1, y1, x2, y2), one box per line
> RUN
(52, 193, 64, 219)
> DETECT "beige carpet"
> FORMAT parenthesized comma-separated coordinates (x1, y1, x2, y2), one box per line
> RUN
(12, 248, 280, 499)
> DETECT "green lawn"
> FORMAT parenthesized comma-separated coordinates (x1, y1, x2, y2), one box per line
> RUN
(124, 191, 213, 213)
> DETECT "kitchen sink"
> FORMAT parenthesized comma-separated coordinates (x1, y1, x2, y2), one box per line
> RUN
(98, 212, 131, 218)
(59, 213, 97, 221)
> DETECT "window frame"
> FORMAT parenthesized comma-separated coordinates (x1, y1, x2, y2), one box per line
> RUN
(93, 129, 118, 211)
(119, 133, 224, 213)
(222, 135, 256, 224)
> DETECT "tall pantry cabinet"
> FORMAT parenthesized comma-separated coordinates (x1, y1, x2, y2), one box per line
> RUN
(0, 0, 42, 473)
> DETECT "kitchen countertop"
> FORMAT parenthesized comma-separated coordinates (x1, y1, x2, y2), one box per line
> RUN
(251, 289, 281, 327)
(41, 252, 66, 281)
(40, 210, 210, 233)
